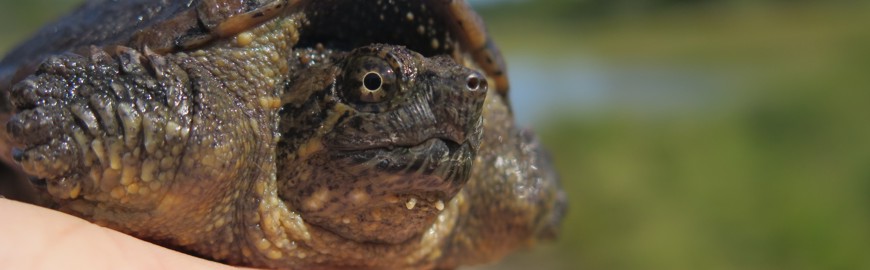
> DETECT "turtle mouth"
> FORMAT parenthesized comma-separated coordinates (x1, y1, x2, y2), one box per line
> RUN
(330, 134, 464, 153)
(411, 137, 463, 155)
(333, 136, 471, 177)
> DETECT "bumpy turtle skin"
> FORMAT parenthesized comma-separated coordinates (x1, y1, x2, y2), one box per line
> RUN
(0, 1, 563, 269)
(6, 19, 297, 265)
(0, 0, 288, 167)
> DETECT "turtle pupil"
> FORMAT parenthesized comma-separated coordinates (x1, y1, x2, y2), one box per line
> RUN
(363, 72, 382, 91)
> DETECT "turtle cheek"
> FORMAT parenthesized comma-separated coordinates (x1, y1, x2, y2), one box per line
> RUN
(276, 144, 470, 244)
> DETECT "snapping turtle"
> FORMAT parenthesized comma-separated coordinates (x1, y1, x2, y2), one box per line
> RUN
(0, 0, 566, 269)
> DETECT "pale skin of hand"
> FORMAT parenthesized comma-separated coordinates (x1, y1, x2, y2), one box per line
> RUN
(0, 198, 244, 270)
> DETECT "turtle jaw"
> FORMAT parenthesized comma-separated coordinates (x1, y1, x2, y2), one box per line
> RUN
(290, 132, 477, 244)
(334, 135, 475, 196)
(281, 86, 485, 244)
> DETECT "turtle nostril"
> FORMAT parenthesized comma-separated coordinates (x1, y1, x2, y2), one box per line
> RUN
(466, 74, 485, 91)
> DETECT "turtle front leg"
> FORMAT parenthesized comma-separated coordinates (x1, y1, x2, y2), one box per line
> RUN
(5, 45, 282, 263)
(7, 47, 194, 210)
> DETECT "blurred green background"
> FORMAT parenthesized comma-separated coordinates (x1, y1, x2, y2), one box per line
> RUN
(472, 1, 870, 270)
(3, 0, 870, 269)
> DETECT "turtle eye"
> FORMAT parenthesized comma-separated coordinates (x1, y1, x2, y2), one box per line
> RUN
(363, 72, 382, 90)
(359, 72, 385, 102)
(343, 56, 398, 105)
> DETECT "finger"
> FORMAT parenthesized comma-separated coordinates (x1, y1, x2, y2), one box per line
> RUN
(0, 199, 242, 270)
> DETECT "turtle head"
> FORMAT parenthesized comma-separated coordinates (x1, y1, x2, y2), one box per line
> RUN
(277, 44, 487, 244)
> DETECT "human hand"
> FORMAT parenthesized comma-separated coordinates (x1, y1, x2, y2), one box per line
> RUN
(0, 198, 240, 270)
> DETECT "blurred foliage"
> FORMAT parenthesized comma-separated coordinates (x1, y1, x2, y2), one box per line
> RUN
(475, 0, 870, 270)
(2, 1, 870, 270)
(0, 0, 81, 51)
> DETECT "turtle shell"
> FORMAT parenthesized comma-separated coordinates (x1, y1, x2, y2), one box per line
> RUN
(0, 0, 508, 95)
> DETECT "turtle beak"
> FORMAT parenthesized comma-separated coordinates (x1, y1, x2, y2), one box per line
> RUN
(431, 67, 488, 150)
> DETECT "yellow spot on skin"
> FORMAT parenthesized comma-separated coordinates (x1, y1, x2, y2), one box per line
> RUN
(156, 193, 180, 213)
(406, 12, 414, 21)
(110, 186, 126, 199)
(406, 197, 417, 210)
(297, 139, 323, 159)
(318, 103, 353, 134)
(267, 249, 283, 260)
(236, 32, 254, 47)
(349, 189, 369, 205)
(201, 154, 217, 167)
(68, 183, 81, 199)
(303, 188, 329, 211)
(166, 121, 181, 138)
(255, 181, 266, 195)
(91, 139, 106, 165)
(262, 213, 277, 232)
(283, 20, 299, 44)
(126, 183, 140, 194)
(258, 97, 282, 109)
(435, 200, 445, 211)
(72, 129, 92, 166)
(141, 159, 157, 182)
(121, 163, 136, 186)
(171, 144, 184, 157)
(143, 119, 158, 154)
(108, 139, 123, 170)
(160, 156, 174, 169)
(215, 217, 226, 227)
(256, 238, 271, 251)
(431, 38, 440, 49)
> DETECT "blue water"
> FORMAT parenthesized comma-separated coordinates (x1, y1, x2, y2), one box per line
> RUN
(507, 55, 608, 125)
(506, 54, 729, 126)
